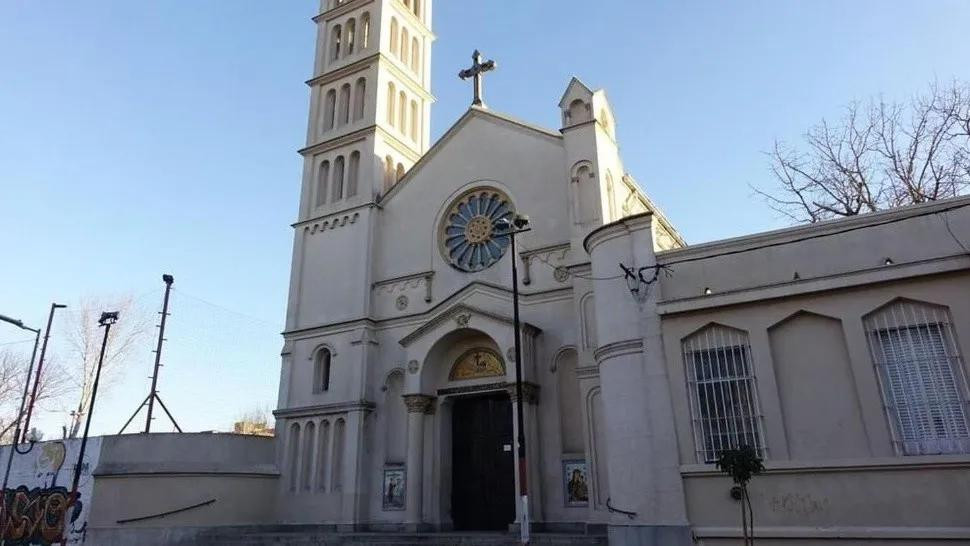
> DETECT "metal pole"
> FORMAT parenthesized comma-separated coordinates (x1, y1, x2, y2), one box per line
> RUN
(61, 312, 116, 545)
(22, 303, 66, 441)
(0, 325, 40, 546)
(145, 275, 174, 433)
(510, 230, 530, 544)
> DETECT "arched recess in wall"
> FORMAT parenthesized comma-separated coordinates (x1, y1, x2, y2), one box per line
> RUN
(398, 91, 407, 131)
(316, 160, 330, 207)
(389, 18, 399, 56)
(571, 161, 598, 224)
(409, 100, 418, 141)
(400, 28, 410, 65)
(330, 24, 342, 61)
(317, 419, 331, 491)
(347, 151, 360, 198)
(386, 82, 396, 126)
(338, 84, 351, 126)
(332, 156, 345, 201)
(287, 422, 301, 491)
(332, 418, 346, 491)
(396, 163, 406, 182)
(580, 293, 598, 351)
(345, 18, 356, 56)
(384, 370, 407, 463)
(353, 78, 366, 120)
(605, 171, 616, 222)
(411, 37, 421, 73)
(569, 99, 589, 124)
(586, 387, 610, 507)
(555, 347, 583, 454)
(360, 13, 371, 49)
(384, 156, 395, 190)
(302, 421, 316, 491)
(323, 89, 336, 131)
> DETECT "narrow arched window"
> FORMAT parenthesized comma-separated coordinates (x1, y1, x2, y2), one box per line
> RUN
(353, 78, 366, 121)
(332, 418, 346, 491)
(347, 151, 360, 198)
(398, 91, 407, 131)
(361, 13, 371, 49)
(568, 99, 588, 124)
(332, 156, 345, 202)
(682, 324, 766, 463)
(345, 18, 356, 56)
(323, 89, 336, 131)
(316, 420, 331, 491)
(314, 348, 332, 392)
(387, 82, 396, 126)
(411, 37, 421, 73)
(865, 300, 970, 455)
(338, 84, 351, 126)
(316, 160, 330, 207)
(413, 0, 421, 17)
(605, 171, 616, 221)
(330, 24, 342, 62)
(389, 18, 399, 56)
(409, 100, 418, 141)
(400, 28, 410, 64)
(396, 163, 406, 181)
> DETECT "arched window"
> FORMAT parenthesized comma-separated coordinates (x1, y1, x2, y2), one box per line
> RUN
(323, 89, 336, 131)
(332, 156, 345, 202)
(347, 151, 360, 198)
(332, 418, 346, 491)
(605, 171, 616, 221)
(389, 18, 399, 56)
(400, 28, 410, 64)
(338, 83, 351, 126)
(345, 18, 356, 56)
(411, 37, 421, 73)
(384, 156, 395, 190)
(398, 91, 406, 132)
(314, 348, 332, 392)
(353, 78, 366, 120)
(568, 99, 588, 124)
(361, 13, 371, 49)
(386, 82, 396, 126)
(864, 299, 970, 455)
(396, 163, 406, 181)
(413, 0, 421, 17)
(580, 293, 597, 350)
(287, 423, 301, 491)
(302, 421, 315, 491)
(316, 420, 331, 491)
(409, 100, 418, 141)
(682, 324, 766, 463)
(574, 164, 599, 223)
(330, 24, 342, 62)
(316, 160, 330, 207)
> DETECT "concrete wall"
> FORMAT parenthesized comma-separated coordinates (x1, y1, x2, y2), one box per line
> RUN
(88, 433, 277, 532)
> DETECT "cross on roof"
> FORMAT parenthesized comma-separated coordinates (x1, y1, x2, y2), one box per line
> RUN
(458, 50, 497, 108)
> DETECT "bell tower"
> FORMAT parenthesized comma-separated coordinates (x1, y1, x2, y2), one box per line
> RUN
(298, 0, 434, 221)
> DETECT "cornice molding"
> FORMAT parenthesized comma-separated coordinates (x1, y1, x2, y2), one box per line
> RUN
(398, 302, 541, 347)
(299, 128, 372, 157)
(306, 54, 378, 88)
(293, 202, 378, 228)
(274, 400, 376, 419)
(313, 0, 374, 22)
(593, 339, 644, 364)
(583, 212, 653, 253)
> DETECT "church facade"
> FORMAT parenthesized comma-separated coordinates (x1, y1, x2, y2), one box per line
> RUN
(274, 1, 970, 544)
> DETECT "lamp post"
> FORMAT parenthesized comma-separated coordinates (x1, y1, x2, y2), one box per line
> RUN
(496, 214, 531, 544)
(0, 312, 41, 545)
(22, 303, 67, 442)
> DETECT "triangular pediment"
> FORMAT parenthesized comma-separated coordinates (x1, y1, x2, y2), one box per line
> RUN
(398, 302, 540, 347)
(558, 77, 595, 108)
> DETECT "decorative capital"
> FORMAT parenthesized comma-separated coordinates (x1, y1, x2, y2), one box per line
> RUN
(506, 382, 540, 405)
(403, 394, 435, 414)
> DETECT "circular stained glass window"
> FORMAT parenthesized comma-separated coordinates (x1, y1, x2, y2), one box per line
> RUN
(440, 189, 514, 272)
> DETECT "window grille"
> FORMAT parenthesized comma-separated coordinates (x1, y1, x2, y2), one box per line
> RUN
(865, 300, 970, 455)
(683, 325, 767, 463)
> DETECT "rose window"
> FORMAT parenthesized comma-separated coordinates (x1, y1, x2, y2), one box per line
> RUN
(441, 190, 514, 272)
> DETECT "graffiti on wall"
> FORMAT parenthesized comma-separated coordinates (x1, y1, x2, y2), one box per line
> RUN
(0, 438, 100, 545)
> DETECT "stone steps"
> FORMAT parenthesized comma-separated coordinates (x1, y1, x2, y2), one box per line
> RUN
(200, 530, 607, 546)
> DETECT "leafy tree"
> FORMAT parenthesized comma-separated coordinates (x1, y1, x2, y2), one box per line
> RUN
(716, 445, 765, 546)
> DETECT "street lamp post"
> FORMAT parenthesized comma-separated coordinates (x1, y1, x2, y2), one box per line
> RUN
(0, 312, 42, 545)
(497, 215, 532, 545)
(22, 303, 67, 442)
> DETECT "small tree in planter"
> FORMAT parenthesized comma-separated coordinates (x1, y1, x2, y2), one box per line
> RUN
(716, 445, 765, 546)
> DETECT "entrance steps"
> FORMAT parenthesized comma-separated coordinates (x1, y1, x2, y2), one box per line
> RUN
(199, 528, 608, 546)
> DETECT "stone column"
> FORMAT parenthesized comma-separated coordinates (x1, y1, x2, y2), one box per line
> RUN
(403, 394, 434, 530)
(507, 382, 542, 530)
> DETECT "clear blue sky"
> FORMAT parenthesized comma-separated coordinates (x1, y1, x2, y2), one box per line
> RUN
(1, 1, 967, 437)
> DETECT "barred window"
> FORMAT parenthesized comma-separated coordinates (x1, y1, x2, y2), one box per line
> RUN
(683, 324, 766, 463)
(865, 300, 970, 455)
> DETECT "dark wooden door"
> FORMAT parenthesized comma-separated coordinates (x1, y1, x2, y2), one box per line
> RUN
(451, 393, 515, 531)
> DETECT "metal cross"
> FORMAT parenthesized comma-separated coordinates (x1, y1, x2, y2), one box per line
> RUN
(458, 49, 496, 108)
